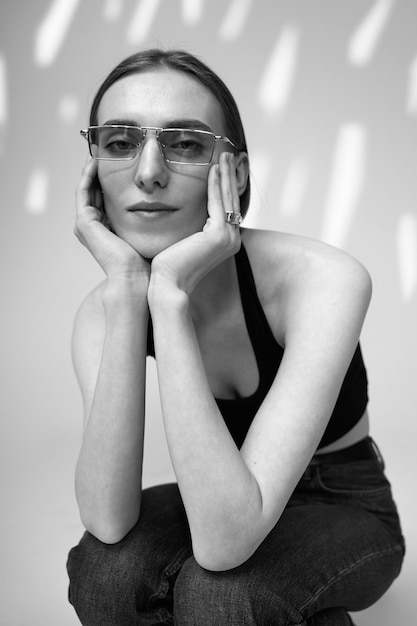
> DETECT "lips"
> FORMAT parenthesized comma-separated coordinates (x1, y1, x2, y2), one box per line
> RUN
(126, 202, 178, 213)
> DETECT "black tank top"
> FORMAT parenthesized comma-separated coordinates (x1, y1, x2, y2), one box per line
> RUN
(148, 244, 369, 450)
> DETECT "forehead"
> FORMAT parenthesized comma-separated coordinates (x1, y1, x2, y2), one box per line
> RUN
(97, 68, 225, 132)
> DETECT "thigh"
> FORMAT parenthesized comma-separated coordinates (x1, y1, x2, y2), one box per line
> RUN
(174, 456, 405, 626)
(67, 483, 192, 625)
(261, 501, 403, 617)
(174, 501, 403, 625)
(252, 454, 405, 620)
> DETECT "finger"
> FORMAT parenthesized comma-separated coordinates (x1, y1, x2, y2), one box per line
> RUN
(219, 152, 234, 214)
(207, 163, 224, 223)
(219, 152, 241, 217)
(227, 154, 241, 215)
(94, 185, 104, 214)
(76, 156, 98, 210)
(74, 157, 108, 244)
(220, 152, 242, 229)
(79, 155, 97, 189)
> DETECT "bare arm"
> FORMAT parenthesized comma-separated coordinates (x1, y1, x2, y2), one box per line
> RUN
(149, 288, 264, 569)
(148, 156, 372, 570)
(73, 281, 148, 543)
(150, 247, 371, 570)
(72, 157, 150, 543)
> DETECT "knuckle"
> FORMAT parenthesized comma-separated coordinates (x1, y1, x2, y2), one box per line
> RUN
(74, 212, 88, 233)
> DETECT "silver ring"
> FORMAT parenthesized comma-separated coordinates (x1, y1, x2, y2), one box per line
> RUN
(225, 211, 243, 226)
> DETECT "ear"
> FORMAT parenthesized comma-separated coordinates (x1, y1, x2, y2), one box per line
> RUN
(233, 152, 249, 197)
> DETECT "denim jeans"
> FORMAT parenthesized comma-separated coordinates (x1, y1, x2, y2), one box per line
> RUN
(67, 437, 405, 625)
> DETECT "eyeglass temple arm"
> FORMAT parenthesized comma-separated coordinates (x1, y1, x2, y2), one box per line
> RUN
(80, 130, 89, 140)
(219, 136, 238, 150)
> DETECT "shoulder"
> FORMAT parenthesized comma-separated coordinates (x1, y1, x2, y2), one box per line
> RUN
(73, 281, 107, 338)
(242, 226, 368, 271)
(241, 227, 371, 292)
(240, 228, 372, 340)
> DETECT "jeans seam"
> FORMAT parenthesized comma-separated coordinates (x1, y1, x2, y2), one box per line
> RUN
(298, 544, 404, 614)
(148, 546, 193, 607)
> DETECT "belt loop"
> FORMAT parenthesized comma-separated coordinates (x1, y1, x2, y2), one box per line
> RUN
(370, 438, 385, 470)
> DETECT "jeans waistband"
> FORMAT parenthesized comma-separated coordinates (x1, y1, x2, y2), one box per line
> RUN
(312, 436, 383, 466)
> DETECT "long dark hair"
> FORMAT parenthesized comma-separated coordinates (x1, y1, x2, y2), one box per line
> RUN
(89, 48, 251, 217)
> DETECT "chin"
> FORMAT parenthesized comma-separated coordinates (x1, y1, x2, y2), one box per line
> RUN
(118, 230, 180, 261)
(130, 239, 166, 261)
(115, 216, 208, 260)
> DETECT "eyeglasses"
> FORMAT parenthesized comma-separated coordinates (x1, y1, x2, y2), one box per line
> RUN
(80, 125, 237, 165)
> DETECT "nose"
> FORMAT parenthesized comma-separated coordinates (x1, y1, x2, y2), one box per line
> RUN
(134, 132, 169, 191)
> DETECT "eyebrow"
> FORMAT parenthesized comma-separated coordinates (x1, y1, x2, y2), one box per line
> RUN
(102, 118, 214, 132)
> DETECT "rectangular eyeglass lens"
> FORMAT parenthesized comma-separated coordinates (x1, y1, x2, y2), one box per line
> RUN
(160, 129, 214, 163)
(91, 126, 142, 159)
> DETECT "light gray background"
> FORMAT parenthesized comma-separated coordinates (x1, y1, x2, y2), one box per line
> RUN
(1, 0, 416, 623)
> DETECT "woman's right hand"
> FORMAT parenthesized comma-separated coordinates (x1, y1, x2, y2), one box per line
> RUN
(75, 157, 150, 283)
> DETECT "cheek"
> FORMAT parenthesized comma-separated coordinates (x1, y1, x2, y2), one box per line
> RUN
(97, 168, 111, 202)
(98, 169, 127, 215)
(98, 165, 118, 192)
(174, 167, 209, 206)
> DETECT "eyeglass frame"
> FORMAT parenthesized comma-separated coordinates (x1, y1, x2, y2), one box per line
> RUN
(80, 125, 238, 166)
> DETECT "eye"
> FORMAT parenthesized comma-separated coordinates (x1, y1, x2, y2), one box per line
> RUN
(98, 127, 142, 157)
(104, 139, 136, 155)
(162, 130, 210, 156)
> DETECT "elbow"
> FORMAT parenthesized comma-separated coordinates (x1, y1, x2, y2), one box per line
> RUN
(89, 527, 131, 545)
(194, 550, 256, 572)
(191, 488, 268, 571)
(83, 521, 136, 545)
(193, 537, 261, 572)
(80, 511, 140, 545)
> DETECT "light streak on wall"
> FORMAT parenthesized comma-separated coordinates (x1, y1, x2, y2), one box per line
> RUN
(25, 168, 50, 215)
(244, 149, 272, 227)
(397, 212, 417, 301)
(103, 0, 124, 22)
(257, 25, 299, 114)
(0, 55, 6, 155)
(280, 158, 309, 217)
(321, 123, 367, 248)
(347, 0, 394, 66)
(127, 0, 162, 45)
(218, 0, 253, 41)
(58, 95, 79, 123)
(34, 0, 82, 67)
(406, 51, 417, 115)
(181, 0, 205, 26)
(0, 54, 7, 127)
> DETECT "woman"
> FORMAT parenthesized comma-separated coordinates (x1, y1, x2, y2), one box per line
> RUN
(67, 49, 404, 625)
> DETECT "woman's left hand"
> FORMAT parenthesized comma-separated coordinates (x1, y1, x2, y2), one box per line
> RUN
(149, 152, 242, 297)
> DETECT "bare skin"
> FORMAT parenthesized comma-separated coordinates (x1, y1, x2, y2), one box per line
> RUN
(73, 68, 372, 570)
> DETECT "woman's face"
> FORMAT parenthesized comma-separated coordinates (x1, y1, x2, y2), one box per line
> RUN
(96, 68, 230, 258)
